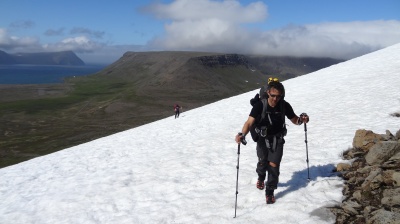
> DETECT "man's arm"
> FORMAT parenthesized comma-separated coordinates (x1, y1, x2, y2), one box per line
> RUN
(235, 116, 255, 143)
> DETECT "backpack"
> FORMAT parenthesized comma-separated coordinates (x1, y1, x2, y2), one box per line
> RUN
(174, 104, 179, 112)
(249, 84, 287, 142)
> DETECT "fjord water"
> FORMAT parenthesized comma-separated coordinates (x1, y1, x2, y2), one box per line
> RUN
(0, 64, 106, 84)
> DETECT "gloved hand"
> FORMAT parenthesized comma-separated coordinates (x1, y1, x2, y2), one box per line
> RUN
(235, 133, 247, 145)
(299, 113, 309, 124)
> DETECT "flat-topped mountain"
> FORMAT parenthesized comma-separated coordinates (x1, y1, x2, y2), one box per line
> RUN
(0, 50, 343, 168)
(0, 50, 85, 65)
(95, 51, 343, 104)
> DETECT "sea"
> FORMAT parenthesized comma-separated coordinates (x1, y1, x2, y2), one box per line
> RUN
(0, 64, 107, 84)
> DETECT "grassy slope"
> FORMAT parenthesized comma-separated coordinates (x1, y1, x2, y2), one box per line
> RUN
(0, 52, 342, 168)
(0, 61, 264, 167)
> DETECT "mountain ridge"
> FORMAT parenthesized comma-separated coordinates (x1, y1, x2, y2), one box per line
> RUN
(0, 50, 85, 65)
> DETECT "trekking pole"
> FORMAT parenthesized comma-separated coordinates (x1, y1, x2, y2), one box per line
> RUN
(234, 143, 240, 218)
(234, 138, 246, 218)
(304, 123, 310, 181)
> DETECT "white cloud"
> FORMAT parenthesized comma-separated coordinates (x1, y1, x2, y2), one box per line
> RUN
(42, 36, 104, 53)
(146, 0, 266, 53)
(145, 0, 267, 23)
(145, 0, 400, 59)
(246, 20, 400, 59)
(0, 28, 41, 51)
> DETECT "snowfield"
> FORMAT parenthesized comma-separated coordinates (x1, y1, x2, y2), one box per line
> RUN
(1, 43, 400, 224)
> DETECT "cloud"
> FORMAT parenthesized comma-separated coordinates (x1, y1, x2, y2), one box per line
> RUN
(70, 27, 105, 39)
(143, 0, 267, 23)
(0, 28, 41, 51)
(2, 0, 400, 64)
(44, 28, 65, 36)
(1, 27, 105, 54)
(144, 0, 400, 59)
(248, 20, 400, 59)
(9, 20, 35, 29)
(43, 36, 105, 53)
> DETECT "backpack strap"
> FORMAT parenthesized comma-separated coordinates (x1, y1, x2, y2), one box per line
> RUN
(263, 98, 287, 135)
(280, 99, 287, 136)
(260, 98, 268, 120)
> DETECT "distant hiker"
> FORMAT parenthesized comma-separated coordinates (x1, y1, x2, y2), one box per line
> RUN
(235, 78, 309, 204)
(174, 104, 181, 118)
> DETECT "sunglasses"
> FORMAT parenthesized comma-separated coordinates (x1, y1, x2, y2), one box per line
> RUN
(269, 93, 282, 98)
(268, 77, 279, 84)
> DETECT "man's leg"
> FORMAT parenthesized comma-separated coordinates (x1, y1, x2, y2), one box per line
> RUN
(265, 137, 284, 204)
(256, 140, 269, 189)
(266, 162, 280, 191)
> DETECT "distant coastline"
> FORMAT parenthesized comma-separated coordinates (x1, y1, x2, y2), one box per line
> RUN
(0, 64, 106, 84)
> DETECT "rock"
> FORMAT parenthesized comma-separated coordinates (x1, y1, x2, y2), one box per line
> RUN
(382, 151, 400, 169)
(362, 168, 382, 189)
(337, 163, 351, 172)
(381, 170, 396, 186)
(335, 130, 400, 223)
(381, 130, 396, 141)
(388, 151, 400, 162)
(342, 201, 361, 215)
(381, 188, 400, 207)
(363, 206, 377, 218)
(353, 190, 362, 202)
(393, 172, 400, 187)
(370, 174, 383, 190)
(358, 166, 373, 175)
(343, 171, 356, 180)
(353, 129, 383, 152)
(365, 141, 400, 165)
(396, 129, 400, 140)
(367, 208, 400, 224)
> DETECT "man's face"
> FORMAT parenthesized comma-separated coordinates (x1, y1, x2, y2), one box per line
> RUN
(267, 87, 282, 107)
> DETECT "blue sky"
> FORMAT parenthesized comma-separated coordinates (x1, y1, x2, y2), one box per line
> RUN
(1, 0, 400, 64)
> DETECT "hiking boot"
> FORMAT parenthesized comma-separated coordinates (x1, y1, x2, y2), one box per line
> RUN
(266, 194, 276, 204)
(256, 179, 265, 190)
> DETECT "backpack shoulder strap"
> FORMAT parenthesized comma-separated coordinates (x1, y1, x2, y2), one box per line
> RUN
(260, 98, 268, 120)
(281, 99, 286, 127)
(260, 99, 273, 125)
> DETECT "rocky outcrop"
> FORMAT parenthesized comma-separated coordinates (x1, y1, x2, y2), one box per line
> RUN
(332, 129, 400, 224)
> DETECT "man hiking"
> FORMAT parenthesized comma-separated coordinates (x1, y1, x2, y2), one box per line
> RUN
(174, 104, 181, 119)
(234, 79, 309, 204)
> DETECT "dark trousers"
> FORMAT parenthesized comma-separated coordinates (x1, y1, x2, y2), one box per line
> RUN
(256, 136, 285, 190)
(175, 110, 180, 118)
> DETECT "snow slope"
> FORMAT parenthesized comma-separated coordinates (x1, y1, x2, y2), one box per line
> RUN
(1, 43, 400, 224)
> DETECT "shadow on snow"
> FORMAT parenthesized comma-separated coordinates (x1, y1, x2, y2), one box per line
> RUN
(276, 164, 338, 199)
